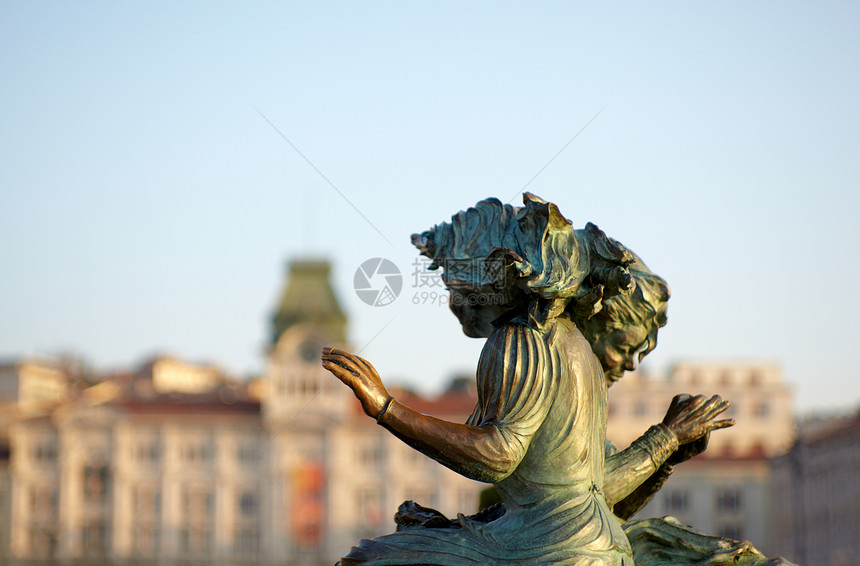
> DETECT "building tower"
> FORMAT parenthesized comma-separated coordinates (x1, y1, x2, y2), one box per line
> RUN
(264, 259, 349, 425)
(263, 259, 351, 562)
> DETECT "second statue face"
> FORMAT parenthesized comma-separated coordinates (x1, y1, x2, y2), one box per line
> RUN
(590, 325, 652, 387)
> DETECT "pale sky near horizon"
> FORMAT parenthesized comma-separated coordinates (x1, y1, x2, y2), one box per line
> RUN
(2, 2, 858, 414)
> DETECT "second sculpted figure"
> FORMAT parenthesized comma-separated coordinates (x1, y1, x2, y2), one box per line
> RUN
(580, 255, 793, 565)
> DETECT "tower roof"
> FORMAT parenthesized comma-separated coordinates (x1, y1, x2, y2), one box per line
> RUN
(271, 259, 347, 346)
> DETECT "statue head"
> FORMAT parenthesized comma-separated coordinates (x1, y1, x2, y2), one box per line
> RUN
(412, 193, 636, 337)
(580, 257, 670, 387)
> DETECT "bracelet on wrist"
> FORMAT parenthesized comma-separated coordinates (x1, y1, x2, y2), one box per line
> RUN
(376, 396, 395, 423)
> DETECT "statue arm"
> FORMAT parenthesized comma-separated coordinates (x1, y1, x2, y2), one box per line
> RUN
(379, 322, 552, 483)
(604, 394, 733, 518)
(378, 400, 528, 484)
(611, 461, 675, 520)
(322, 321, 548, 485)
(609, 434, 710, 519)
(603, 424, 679, 508)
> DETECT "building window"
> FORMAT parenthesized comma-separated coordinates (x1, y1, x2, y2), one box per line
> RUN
(182, 442, 214, 464)
(753, 401, 769, 418)
(716, 489, 742, 512)
(134, 441, 160, 463)
(633, 401, 648, 417)
(237, 442, 260, 465)
(33, 442, 57, 462)
(84, 465, 109, 503)
(749, 371, 763, 386)
(135, 488, 161, 518)
(183, 490, 215, 520)
(239, 492, 259, 517)
(358, 445, 383, 466)
(664, 490, 688, 512)
(30, 487, 57, 516)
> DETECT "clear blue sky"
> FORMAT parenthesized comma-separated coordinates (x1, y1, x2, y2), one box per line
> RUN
(2, 2, 858, 413)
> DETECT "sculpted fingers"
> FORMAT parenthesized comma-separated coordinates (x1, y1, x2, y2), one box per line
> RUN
(664, 393, 698, 422)
(685, 395, 729, 420)
(321, 350, 367, 389)
(322, 350, 363, 371)
(321, 357, 354, 375)
(321, 361, 355, 389)
(351, 354, 379, 379)
(678, 395, 709, 420)
(710, 418, 736, 430)
(694, 395, 721, 418)
(671, 393, 693, 406)
(709, 399, 732, 419)
(323, 349, 376, 378)
(700, 396, 731, 420)
(321, 356, 359, 378)
(321, 353, 357, 374)
(676, 394, 707, 416)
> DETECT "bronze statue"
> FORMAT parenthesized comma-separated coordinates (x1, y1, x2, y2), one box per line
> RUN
(321, 194, 792, 565)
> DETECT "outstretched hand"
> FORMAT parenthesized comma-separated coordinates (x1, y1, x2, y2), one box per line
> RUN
(321, 347, 390, 419)
(661, 393, 735, 446)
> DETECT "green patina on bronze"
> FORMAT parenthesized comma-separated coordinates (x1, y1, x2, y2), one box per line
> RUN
(321, 194, 794, 565)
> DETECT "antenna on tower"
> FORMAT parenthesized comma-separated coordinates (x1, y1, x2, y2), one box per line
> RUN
(301, 186, 320, 254)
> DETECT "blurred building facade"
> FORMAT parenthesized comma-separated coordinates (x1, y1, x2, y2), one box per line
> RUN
(0, 259, 483, 566)
(769, 412, 860, 566)
(1, 260, 815, 564)
(605, 362, 795, 555)
(0, 358, 70, 408)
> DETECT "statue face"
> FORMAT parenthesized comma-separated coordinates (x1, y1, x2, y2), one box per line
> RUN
(448, 289, 506, 338)
(590, 325, 651, 387)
